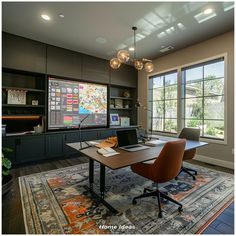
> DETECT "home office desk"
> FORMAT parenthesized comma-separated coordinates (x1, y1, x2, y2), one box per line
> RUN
(67, 137, 207, 214)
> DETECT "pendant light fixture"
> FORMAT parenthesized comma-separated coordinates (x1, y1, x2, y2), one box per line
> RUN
(110, 26, 154, 73)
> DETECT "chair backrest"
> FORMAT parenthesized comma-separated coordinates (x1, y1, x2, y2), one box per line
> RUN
(151, 140, 186, 183)
(178, 128, 200, 141)
(179, 128, 200, 161)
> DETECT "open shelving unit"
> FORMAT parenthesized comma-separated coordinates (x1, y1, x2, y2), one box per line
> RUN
(110, 85, 137, 125)
(2, 68, 46, 132)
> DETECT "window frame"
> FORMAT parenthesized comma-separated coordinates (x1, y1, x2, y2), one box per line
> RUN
(182, 57, 225, 141)
(148, 69, 179, 135)
(147, 53, 227, 144)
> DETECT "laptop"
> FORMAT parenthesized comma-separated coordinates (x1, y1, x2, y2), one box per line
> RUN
(116, 129, 150, 152)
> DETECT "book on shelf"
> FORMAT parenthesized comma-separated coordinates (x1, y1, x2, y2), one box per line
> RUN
(115, 99, 123, 108)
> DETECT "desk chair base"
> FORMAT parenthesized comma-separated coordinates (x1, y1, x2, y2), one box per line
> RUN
(132, 188, 182, 218)
(176, 166, 197, 180)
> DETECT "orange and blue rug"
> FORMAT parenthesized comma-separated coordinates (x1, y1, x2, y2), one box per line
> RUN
(19, 162, 234, 234)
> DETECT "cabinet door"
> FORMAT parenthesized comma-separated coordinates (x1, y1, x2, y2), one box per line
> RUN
(2, 137, 16, 164)
(47, 45, 82, 79)
(64, 132, 80, 156)
(2, 32, 46, 73)
(45, 133, 64, 158)
(99, 130, 115, 139)
(82, 55, 109, 83)
(15, 135, 45, 163)
(110, 64, 137, 87)
(81, 131, 98, 141)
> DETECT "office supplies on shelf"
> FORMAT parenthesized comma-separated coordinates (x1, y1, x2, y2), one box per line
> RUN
(120, 117, 130, 126)
(97, 147, 120, 157)
(117, 129, 150, 152)
(145, 140, 167, 146)
(110, 114, 120, 125)
(114, 99, 123, 108)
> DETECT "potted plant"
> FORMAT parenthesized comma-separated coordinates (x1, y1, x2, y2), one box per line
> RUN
(2, 147, 13, 195)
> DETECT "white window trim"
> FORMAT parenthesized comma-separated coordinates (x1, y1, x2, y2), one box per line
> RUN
(147, 53, 227, 145)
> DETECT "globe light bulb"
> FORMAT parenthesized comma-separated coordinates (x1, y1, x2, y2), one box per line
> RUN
(134, 60, 144, 70)
(110, 58, 121, 69)
(144, 62, 154, 73)
(117, 50, 130, 63)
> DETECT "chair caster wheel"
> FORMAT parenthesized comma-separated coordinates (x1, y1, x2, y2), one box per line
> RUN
(158, 212, 162, 218)
(178, 206, 183, 212)
(132, 199, 137, 205)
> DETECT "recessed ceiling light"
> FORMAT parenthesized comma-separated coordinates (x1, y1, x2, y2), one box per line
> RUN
(58, 13, 65, 18)
(204, 8, 213, 15)
(129, 47, 135, 51)
(41, 14, 51, 21)
(95, 37, 107, 44)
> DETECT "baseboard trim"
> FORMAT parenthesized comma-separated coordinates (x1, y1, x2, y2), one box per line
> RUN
(195, 154, 234, 169)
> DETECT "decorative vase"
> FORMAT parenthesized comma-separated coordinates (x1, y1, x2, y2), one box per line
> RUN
(123, 90, 131, 98)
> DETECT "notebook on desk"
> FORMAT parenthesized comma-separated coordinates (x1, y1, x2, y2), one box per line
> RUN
(116, 129, 150, 152)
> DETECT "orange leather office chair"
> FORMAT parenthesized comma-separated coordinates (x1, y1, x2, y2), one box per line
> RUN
(177, 128, 200, 180)
(131, 140, 186, 218)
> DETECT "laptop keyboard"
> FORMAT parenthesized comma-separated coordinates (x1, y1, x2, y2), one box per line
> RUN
(124, 145, 141, 149)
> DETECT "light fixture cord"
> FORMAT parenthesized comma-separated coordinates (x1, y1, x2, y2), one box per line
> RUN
(133, 27, 136, 60)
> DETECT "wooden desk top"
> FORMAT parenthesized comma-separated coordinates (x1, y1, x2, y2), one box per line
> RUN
(68, 137, 208, 170)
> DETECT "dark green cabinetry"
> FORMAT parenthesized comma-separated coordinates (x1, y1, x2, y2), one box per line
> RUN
(98, 130, 116, 139)
(47, 45, 82, 79)
(81, 130, 98, 141)
(110, 64, 137, 87)
(2, 33, 46, 73)
(2, 137, 16, 164)
(15, 136, 45, 163)
(64, 132, 80, 156)
(1, 127, 137, 165)
(45, 133, 64, 158)
(82, 55, 109, 83)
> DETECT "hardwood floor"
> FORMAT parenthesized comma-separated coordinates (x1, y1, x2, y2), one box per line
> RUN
(2, 157, 234, 234)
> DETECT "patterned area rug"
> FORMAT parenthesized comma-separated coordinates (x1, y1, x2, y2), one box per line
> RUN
(19, 162, 234, 234)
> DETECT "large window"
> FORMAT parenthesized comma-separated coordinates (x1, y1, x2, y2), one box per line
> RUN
(149, 71, 178, 133)
(182, 58, 225, 140)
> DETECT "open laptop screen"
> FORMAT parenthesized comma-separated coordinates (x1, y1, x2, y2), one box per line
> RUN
(116, 129, 138, 147)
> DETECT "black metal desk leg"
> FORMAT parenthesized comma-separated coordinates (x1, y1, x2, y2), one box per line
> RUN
(89, 159, 94, 190)
(100, 164, 105, 199)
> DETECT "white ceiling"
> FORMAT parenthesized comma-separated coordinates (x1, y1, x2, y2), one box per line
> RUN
(2, 2, 234, 60)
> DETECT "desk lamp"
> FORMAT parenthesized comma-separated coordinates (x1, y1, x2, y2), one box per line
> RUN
(135, 100, 153, 140)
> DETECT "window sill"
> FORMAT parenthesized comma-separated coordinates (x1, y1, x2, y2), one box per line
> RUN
(152, 131, 227, 145)
(200, 137, 227, 145)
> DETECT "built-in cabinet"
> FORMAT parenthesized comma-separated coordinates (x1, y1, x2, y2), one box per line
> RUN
(2, 127, 135, 165)
(2, 69, 46, 133)
(47, 45, 82, 79)
(2, 32, 139, 164)
(82, 54, 110, 83)
(110, 85, 137, 125)
(15, 136, 45, 163)
(45, 133, 65, 158)
(111, 64, 137, 88)
(2, 33, 46, 73)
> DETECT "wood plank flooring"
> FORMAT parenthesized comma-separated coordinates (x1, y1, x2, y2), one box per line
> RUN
(2, 156, 234, 234)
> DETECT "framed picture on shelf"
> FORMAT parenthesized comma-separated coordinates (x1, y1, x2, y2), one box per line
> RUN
(7, 89, 27, 105)
(110, 114, 120, 126)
